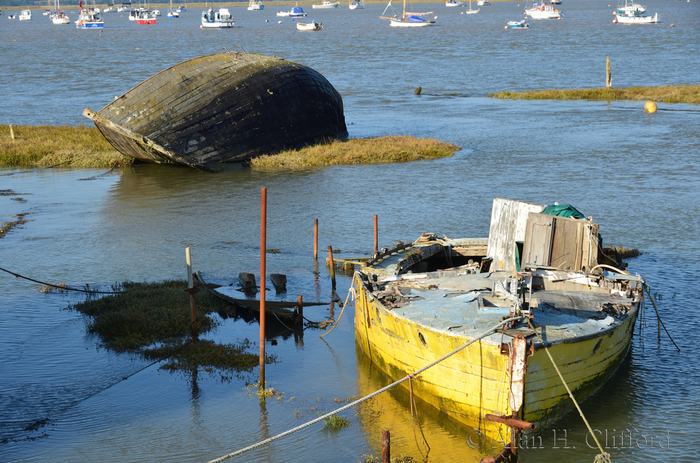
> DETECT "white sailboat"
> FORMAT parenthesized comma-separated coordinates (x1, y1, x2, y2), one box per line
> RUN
(51, 0, 71, 24)
(380, 0, 436, 27)
(349, 0, 364, 9)
(465, 0, 479, 14)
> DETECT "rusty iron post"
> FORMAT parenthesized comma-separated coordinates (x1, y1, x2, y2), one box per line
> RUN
(259, 187, 267, 391)
(328, 245, 336, 290)
(374, 214, 378, 255)
(297, 294, 304, 328)
(185, 247, 198, 341)
(381, 430, 390, 463)
(314, 218, 318, 260)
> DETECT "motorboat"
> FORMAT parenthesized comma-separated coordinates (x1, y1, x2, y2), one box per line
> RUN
(506, 19, 529, 28)
(312, 1, 339, 8)
(614, 11, 658, 23)
(200, 8, 234, 27)
(277, 6, 307, 17)
(296, 20, 323, 30)
(525, 2, 562, 19)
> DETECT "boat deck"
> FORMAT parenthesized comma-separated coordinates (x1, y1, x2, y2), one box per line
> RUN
(369, 270, 636, 346)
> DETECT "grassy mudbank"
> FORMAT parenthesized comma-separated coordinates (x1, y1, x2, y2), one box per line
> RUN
(0, 124, 132, 168)
(489, 85, 700, 104)
(70, 280, 274, 377)
(249, 136, 460, 168)
(0, 125, 457, 169)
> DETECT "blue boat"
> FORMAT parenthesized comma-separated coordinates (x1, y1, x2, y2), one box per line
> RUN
(506, 19, 529, 28)
(75, 9, 104, 28)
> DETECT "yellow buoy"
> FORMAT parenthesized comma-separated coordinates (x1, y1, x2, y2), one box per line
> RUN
(644, 101, 658, 113)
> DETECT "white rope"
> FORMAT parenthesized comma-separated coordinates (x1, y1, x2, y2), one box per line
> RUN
(206, 315, 524, 463)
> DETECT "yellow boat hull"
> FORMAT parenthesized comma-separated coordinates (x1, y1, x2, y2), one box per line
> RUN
(354, 274, 639, 444)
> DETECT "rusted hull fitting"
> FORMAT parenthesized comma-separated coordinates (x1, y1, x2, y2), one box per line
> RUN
(83, 53, 348, 171)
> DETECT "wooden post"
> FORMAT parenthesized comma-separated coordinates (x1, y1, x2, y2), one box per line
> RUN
(9, 124, 15, 141)
(297, 294, 304, 328)
(314, 218, 318, 260)
(259, 187, 267, 391)
(374, 214, 378, 255)
(381, 430, 390, 463)
(185, 247, 198, 341)
(606, 56, 612, 89)
(328, 245, 336, 290)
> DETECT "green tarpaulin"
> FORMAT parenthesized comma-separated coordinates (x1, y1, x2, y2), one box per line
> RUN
(541, 204, 585, 219)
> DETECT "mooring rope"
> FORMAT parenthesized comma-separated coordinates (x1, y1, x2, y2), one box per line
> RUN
(408, 375, 430, 459)
(526, 319, 611, 463)
(643, 284, 681, 352)
(206, 315, 524, 463)
(0, 266, 122, 294)
(318, 285, 355, 338)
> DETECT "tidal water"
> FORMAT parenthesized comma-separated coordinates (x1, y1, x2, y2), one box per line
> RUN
(1, 0, 699, 462)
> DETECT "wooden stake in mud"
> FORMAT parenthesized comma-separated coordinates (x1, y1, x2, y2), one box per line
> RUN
(259, 187, 267, 391)
(314, 218, 318, 260)
(374, 214, 379, 255)
(328, 245, 336, 290)
(606, 56, 612, 88)
(381, 430, 390, 463)
(297, 294, 304, 328)
(9, 124, 15, 141)
(185, 247, 198, 341)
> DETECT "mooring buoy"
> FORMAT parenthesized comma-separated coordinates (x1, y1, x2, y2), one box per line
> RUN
(644, 101, 658, 113)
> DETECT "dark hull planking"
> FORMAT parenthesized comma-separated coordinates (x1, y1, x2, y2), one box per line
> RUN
(84, 53, 348, 171)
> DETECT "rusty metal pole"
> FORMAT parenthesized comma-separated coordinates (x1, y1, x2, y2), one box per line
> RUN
(259, 187, 267, 391)
(328, 245, 336, 290)
(374, 214, 378, 255)
(297, 294, 304, 328)
(314, 218, 318, 260)
(381, 430, 390, 463)
(185, 247, 198, 341)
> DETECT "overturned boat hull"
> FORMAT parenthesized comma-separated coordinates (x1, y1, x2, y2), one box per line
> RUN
(84, 53, 347, 171)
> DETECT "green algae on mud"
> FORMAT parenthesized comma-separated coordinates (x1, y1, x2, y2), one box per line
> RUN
(70, 280, 274, 376)
(488, 85, 700, 104)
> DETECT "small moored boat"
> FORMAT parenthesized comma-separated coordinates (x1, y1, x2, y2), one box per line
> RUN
(614, 11, 658, 23)
(19, 9, 32, 20)
(354, 198, 645, 444)
(296, 20, 323, 30)
(277, 6, 307, 17)
(349, 0, 365, 9)
(506, 19, 529, 28)
(446, 0, 466, 6)
(312, 1, 339, 8)
(525, 2, 561, 19)
(200, 8, 234, 28)
(248, 0, 265, 10)
(75, 9, 104, 28)
(83, 53, 347, 171)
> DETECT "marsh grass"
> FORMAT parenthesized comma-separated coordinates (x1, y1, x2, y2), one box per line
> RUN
(488, 85, 700, 104)
(0, 124, 132, 168)
(323, 414, 351, 431)
(248, 136, 460, 169)
(70, 280, 272, 375)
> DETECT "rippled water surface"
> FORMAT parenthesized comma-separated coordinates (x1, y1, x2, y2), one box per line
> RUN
(1, 0, 699, 461)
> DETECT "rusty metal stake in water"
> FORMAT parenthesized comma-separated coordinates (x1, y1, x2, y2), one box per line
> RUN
(259, 187, 267, 391)
(328, 245, 336, 290)
(314, 218, 318, 260)
(381, 430, 390, 463)
(297, 294, 304, 328)
(374, 214, 378, 255)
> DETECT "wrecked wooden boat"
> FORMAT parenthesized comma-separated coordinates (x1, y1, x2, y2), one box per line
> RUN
(83, 53, 347, 171)
(354, 198, 644, 445)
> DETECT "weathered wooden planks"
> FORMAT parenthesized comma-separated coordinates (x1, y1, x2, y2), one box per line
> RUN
(84, 53, 348, 171)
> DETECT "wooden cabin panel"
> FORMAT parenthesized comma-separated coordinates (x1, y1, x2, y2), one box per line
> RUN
(487, 198, 544, 271)
(523, 213, 553, 268)
(550, 217, 582, 270)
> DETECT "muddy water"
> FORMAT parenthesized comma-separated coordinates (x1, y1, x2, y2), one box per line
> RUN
(1, 0, 699, 461)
